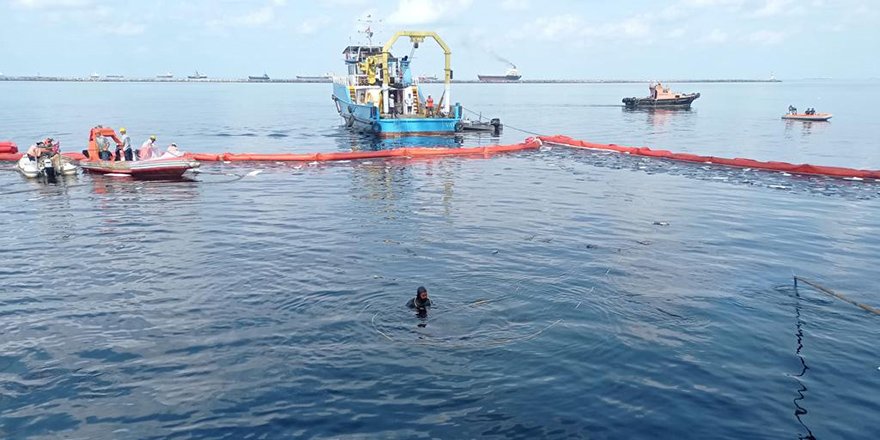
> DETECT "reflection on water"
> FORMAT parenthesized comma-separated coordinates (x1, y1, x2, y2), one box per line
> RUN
(784, 119, 830, 138)
(332, 125, 508, 152)
(621, 107, 696, 134)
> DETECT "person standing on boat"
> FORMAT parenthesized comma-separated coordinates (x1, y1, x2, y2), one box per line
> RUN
(404, 93, 413, 115)
(116, 127, 133, 161)
(788, 105, 797, 114)
(426, 95, 434, 117)
(95, 133, 115, 160)
(139, 135, 158, 161)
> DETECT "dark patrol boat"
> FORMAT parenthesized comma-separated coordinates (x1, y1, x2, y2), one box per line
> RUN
(623, 82, 700, 108)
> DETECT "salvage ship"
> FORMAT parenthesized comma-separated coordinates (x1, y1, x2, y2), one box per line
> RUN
(331, 31, 464, 137)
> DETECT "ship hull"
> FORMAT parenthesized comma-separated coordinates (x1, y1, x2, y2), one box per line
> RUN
(782, 113, 832, 121)
(477, 74, 522, 82)
(622, 93, 700, 108)
(332, 85, 461, 137)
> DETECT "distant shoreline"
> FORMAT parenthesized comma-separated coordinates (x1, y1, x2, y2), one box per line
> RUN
(0, 76, 782, 84)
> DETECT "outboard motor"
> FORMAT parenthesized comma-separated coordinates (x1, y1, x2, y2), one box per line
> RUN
(40, 154, 57, 182)
(490, 118, 503, 136)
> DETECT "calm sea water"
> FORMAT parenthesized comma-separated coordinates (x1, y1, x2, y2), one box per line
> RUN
(1, 80, 878, 439)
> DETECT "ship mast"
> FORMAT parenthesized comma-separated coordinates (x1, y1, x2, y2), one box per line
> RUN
(357, 14, 381, 47)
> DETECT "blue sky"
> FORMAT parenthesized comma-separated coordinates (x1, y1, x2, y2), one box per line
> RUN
(1, 0, 877, 79)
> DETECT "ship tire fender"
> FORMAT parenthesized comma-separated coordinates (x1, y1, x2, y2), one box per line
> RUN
(371, 122, 381, 133)
(454, 122, 463, 132)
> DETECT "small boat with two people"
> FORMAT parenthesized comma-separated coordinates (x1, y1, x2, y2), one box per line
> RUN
(15, 138, 78, 181)
(623, 82, 700, 108)
(332, 30, 480, 137)
(78, 127, 199, 179)
(782, 105, 832, 121)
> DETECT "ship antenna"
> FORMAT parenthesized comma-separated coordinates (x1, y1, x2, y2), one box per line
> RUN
(357, 14, 382, 46)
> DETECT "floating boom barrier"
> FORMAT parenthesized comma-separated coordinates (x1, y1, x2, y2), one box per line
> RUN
(539, 135, 880, 180)
(0, 138, 542, 163)
(0, 141, 19, 154)
(4, 135, 880, 181)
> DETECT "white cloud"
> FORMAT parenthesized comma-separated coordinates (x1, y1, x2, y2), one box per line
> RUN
(681, 0, 745, 7)
(527, 15, 655, 42)
(297, 16, 331, 35)
(108, 22, 146, 36)
(703, 28, 729, 43)
(12, 0, 91, 8)
(387, 0, 473, 25)
(751, 0, 805, 17)
(668, 28, 687, 38)
(531, 15, 582, 41)
(501, 0, 529, 10)
(743, 29, 788, 44)
(240, 6, 275, 26)
(206, 2, 281, 28)
(321, 0, 369, 5)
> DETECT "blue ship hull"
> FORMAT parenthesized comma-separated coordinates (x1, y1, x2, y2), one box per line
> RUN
(332, 84, 461, 137)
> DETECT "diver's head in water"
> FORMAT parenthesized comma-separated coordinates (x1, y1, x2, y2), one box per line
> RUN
(415, 286, 430, 309)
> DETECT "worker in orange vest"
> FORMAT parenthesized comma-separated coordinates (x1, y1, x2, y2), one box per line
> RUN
(426, 95, 434, 117)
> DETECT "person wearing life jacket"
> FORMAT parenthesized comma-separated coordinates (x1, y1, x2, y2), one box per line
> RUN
(425, 95, 434, 117)
(138, 135, 158, 160)
(26, 141, 46, 161)
(116, 127, 133, 161)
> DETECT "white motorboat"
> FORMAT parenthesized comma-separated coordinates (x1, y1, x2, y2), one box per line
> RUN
(16, 155, 78, 179)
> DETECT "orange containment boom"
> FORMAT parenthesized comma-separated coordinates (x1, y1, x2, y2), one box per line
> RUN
(540, 135, 880, 180)
(183, 138, 543, 162)
(1, 139, 541, 163)
(0, 141, 18, 154)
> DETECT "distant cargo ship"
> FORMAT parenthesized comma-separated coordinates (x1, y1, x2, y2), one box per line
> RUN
(187, 71, 207, 79)
(157, 72, 174, 79)
(248, 73, 270, 81)
(478, 67, 522, 82)
(296, 74, 332, 82)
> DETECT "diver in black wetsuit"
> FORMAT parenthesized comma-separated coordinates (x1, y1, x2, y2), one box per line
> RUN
(406, 286, 432, 318)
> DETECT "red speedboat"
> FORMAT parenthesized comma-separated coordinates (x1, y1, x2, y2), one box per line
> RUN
(78, 127, 199, 179)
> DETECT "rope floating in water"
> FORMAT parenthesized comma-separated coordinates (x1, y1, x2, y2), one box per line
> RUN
(794, 276, 880, 315)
